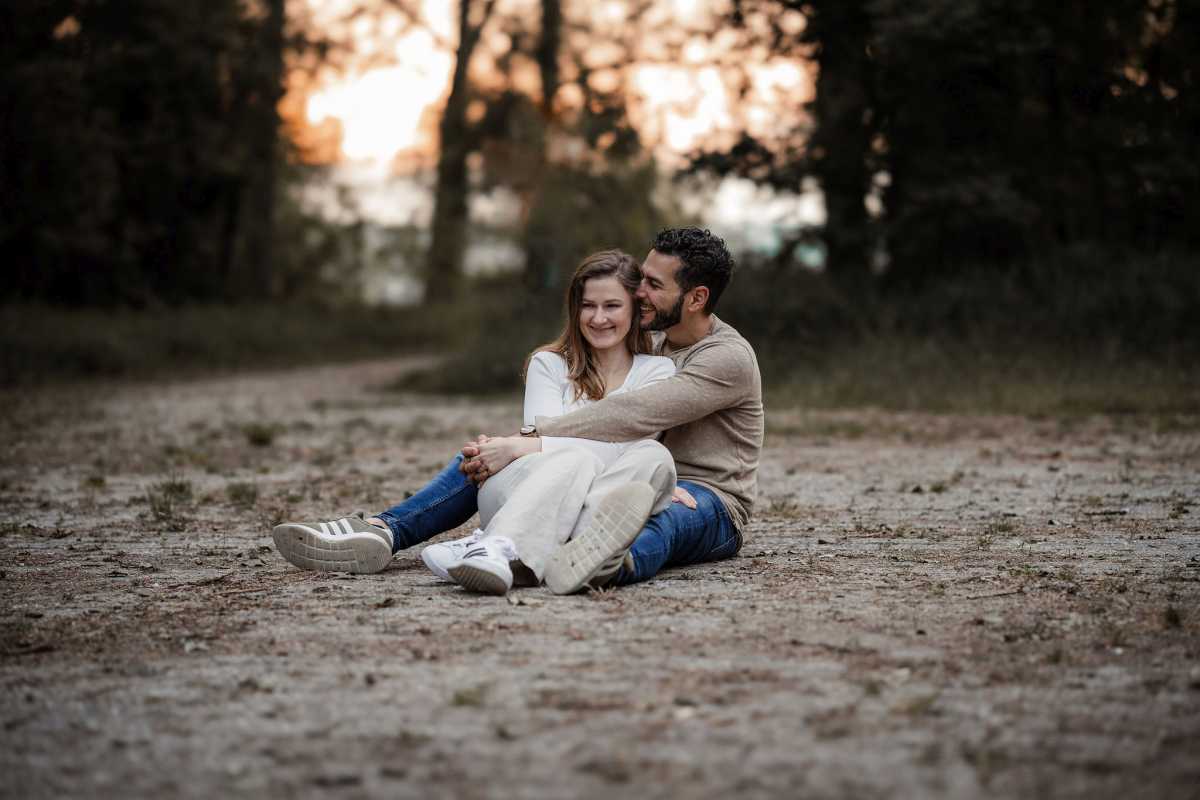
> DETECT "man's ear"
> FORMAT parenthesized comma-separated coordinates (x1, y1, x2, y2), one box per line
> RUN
(688, 286, 710, 312)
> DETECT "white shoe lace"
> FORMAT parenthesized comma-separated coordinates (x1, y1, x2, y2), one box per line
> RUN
(445, 529, 485, 555)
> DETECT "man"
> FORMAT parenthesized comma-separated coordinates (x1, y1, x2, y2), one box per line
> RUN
(272, 227, 764, 592)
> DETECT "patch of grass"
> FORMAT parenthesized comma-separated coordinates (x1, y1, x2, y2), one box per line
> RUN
(226, 482, 259, 510)
(764, 338, 1200, 416)
(1098, 619, 1128, 648)
(986, 519, 1017, 536)
(147, 474, 194, 525)
(450, 685, 489, 708)
(768, 417, 872, 440)
(891, 691, 941, 716)
(0, 302, 444, 388)
(241, 423, 279, 448)
(765, 496, 805, 518)
(257, 496, 292, 530)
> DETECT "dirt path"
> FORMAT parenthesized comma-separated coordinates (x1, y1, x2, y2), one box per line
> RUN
(2, 358, 1198, 799)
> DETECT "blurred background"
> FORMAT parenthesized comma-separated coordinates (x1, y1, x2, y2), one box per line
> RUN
(2, 0, 1197, 411)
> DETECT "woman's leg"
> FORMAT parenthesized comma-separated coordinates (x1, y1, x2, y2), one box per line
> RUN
(570, 440, 677, 540)
(481, 447, 604, 579)
(374, 454, 480, 552)
(475, 452, 549, 530)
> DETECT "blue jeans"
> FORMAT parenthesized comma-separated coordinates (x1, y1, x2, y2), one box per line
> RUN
(376, 455, 479, 553)
(375, 458, 741, 581)
(618, 480, 741, 585)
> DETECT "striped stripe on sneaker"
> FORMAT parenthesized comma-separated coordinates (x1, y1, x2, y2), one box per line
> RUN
(272, 515, 393, 574)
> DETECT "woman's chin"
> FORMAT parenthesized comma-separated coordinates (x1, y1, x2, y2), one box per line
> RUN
(585, 337, 622, 352)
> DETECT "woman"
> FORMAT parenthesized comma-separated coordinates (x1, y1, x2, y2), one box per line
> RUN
(421, 249, 681, 594)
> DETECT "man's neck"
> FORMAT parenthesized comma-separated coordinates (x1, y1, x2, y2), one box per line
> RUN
(664, 313, 716, 349)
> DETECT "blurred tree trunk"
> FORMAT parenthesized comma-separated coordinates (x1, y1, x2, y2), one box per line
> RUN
(220, 0, 285, 300)
(247, 0, 286, 297)
(426, 0, 495, 301)
(521, 0, 562, 292)
(804, 0, 873, 294)
(536, 0, 560, 108)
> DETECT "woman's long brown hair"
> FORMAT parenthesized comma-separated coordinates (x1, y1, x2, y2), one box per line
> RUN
(524, 250, 651, 402)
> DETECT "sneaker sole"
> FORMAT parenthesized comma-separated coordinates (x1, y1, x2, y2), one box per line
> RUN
(272, 525, 392, 574)
(544, 482, 655, 595)
(446, 562, 511, 595)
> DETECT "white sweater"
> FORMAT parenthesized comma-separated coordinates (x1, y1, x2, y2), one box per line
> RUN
(523, 351, 675, 466)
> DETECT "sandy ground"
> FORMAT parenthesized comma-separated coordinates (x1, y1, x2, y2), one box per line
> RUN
(1, 356, 1198, 799)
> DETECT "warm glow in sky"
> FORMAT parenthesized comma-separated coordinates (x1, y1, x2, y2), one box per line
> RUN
(299, 0, 809, 168)
(307, 29, 453, 161)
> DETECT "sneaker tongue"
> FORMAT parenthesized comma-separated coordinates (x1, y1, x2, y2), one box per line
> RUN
(486, 536, 520, 562)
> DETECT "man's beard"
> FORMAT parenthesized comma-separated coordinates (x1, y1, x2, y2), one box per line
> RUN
(642, 294, 685, 332)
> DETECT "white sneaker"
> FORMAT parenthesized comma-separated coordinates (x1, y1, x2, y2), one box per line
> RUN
(272, 515, 393, 574)
(420, 529, 485, 581)
(544, 482, 654, 595)
(446, 539, 514, 595)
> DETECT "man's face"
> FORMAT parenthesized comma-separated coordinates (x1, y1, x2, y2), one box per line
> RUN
(636, 250, 686, 332)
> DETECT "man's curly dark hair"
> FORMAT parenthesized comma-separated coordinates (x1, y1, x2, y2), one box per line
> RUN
(651, 227, 734, 313)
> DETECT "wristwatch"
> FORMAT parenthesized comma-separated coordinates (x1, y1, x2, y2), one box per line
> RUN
(519, 425, 538, 437)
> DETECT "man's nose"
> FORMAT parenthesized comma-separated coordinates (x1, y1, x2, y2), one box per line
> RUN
(636, 282, 648, 299)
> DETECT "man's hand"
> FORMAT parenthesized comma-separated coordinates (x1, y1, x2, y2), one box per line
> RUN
(671, 485, 697, 509)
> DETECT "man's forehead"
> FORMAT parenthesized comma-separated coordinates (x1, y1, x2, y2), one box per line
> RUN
(642, 250, 682, 280)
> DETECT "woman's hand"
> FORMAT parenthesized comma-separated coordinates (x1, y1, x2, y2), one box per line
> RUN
(459, 434, 490, 483)
(470, 436, 540, 485)
(671, 485, 697, 509)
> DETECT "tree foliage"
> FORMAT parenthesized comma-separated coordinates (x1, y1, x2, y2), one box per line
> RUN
(423, 0, 676, 300)
(1, 0, 288, 306)
(703, 0, 1200, 289)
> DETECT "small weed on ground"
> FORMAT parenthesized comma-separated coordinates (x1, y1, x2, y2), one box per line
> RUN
(241, 423, 279, 448)
(81, 474, 107, 490)
(226, 482, 259, 510)
(258, 496, 293, 529)
(147, 474, 194, 526)
(450, 685, 489, 707)
(765, 496, 805, 519)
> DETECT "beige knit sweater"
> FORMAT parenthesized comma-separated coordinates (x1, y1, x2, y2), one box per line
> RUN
(536, 316, 764, 531)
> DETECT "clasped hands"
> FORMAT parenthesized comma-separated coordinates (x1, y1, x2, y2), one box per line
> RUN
(458, 434, 539, 487)
(458, 432, 700, 509)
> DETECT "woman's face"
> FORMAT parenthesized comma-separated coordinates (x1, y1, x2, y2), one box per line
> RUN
(578, 275, 634, 354)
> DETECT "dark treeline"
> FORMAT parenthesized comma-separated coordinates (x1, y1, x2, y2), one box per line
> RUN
(1, 0, 669, 309)
(3, 0, 1198, 333)
(1, 0, 287, 306)
(699, 0, 1200, 292)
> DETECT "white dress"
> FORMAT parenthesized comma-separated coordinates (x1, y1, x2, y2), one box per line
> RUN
(475, 351, 677, 579)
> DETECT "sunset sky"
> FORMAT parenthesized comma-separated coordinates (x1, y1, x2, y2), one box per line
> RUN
(283, 0, 823, 252)
(294, 0, 811, 171)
